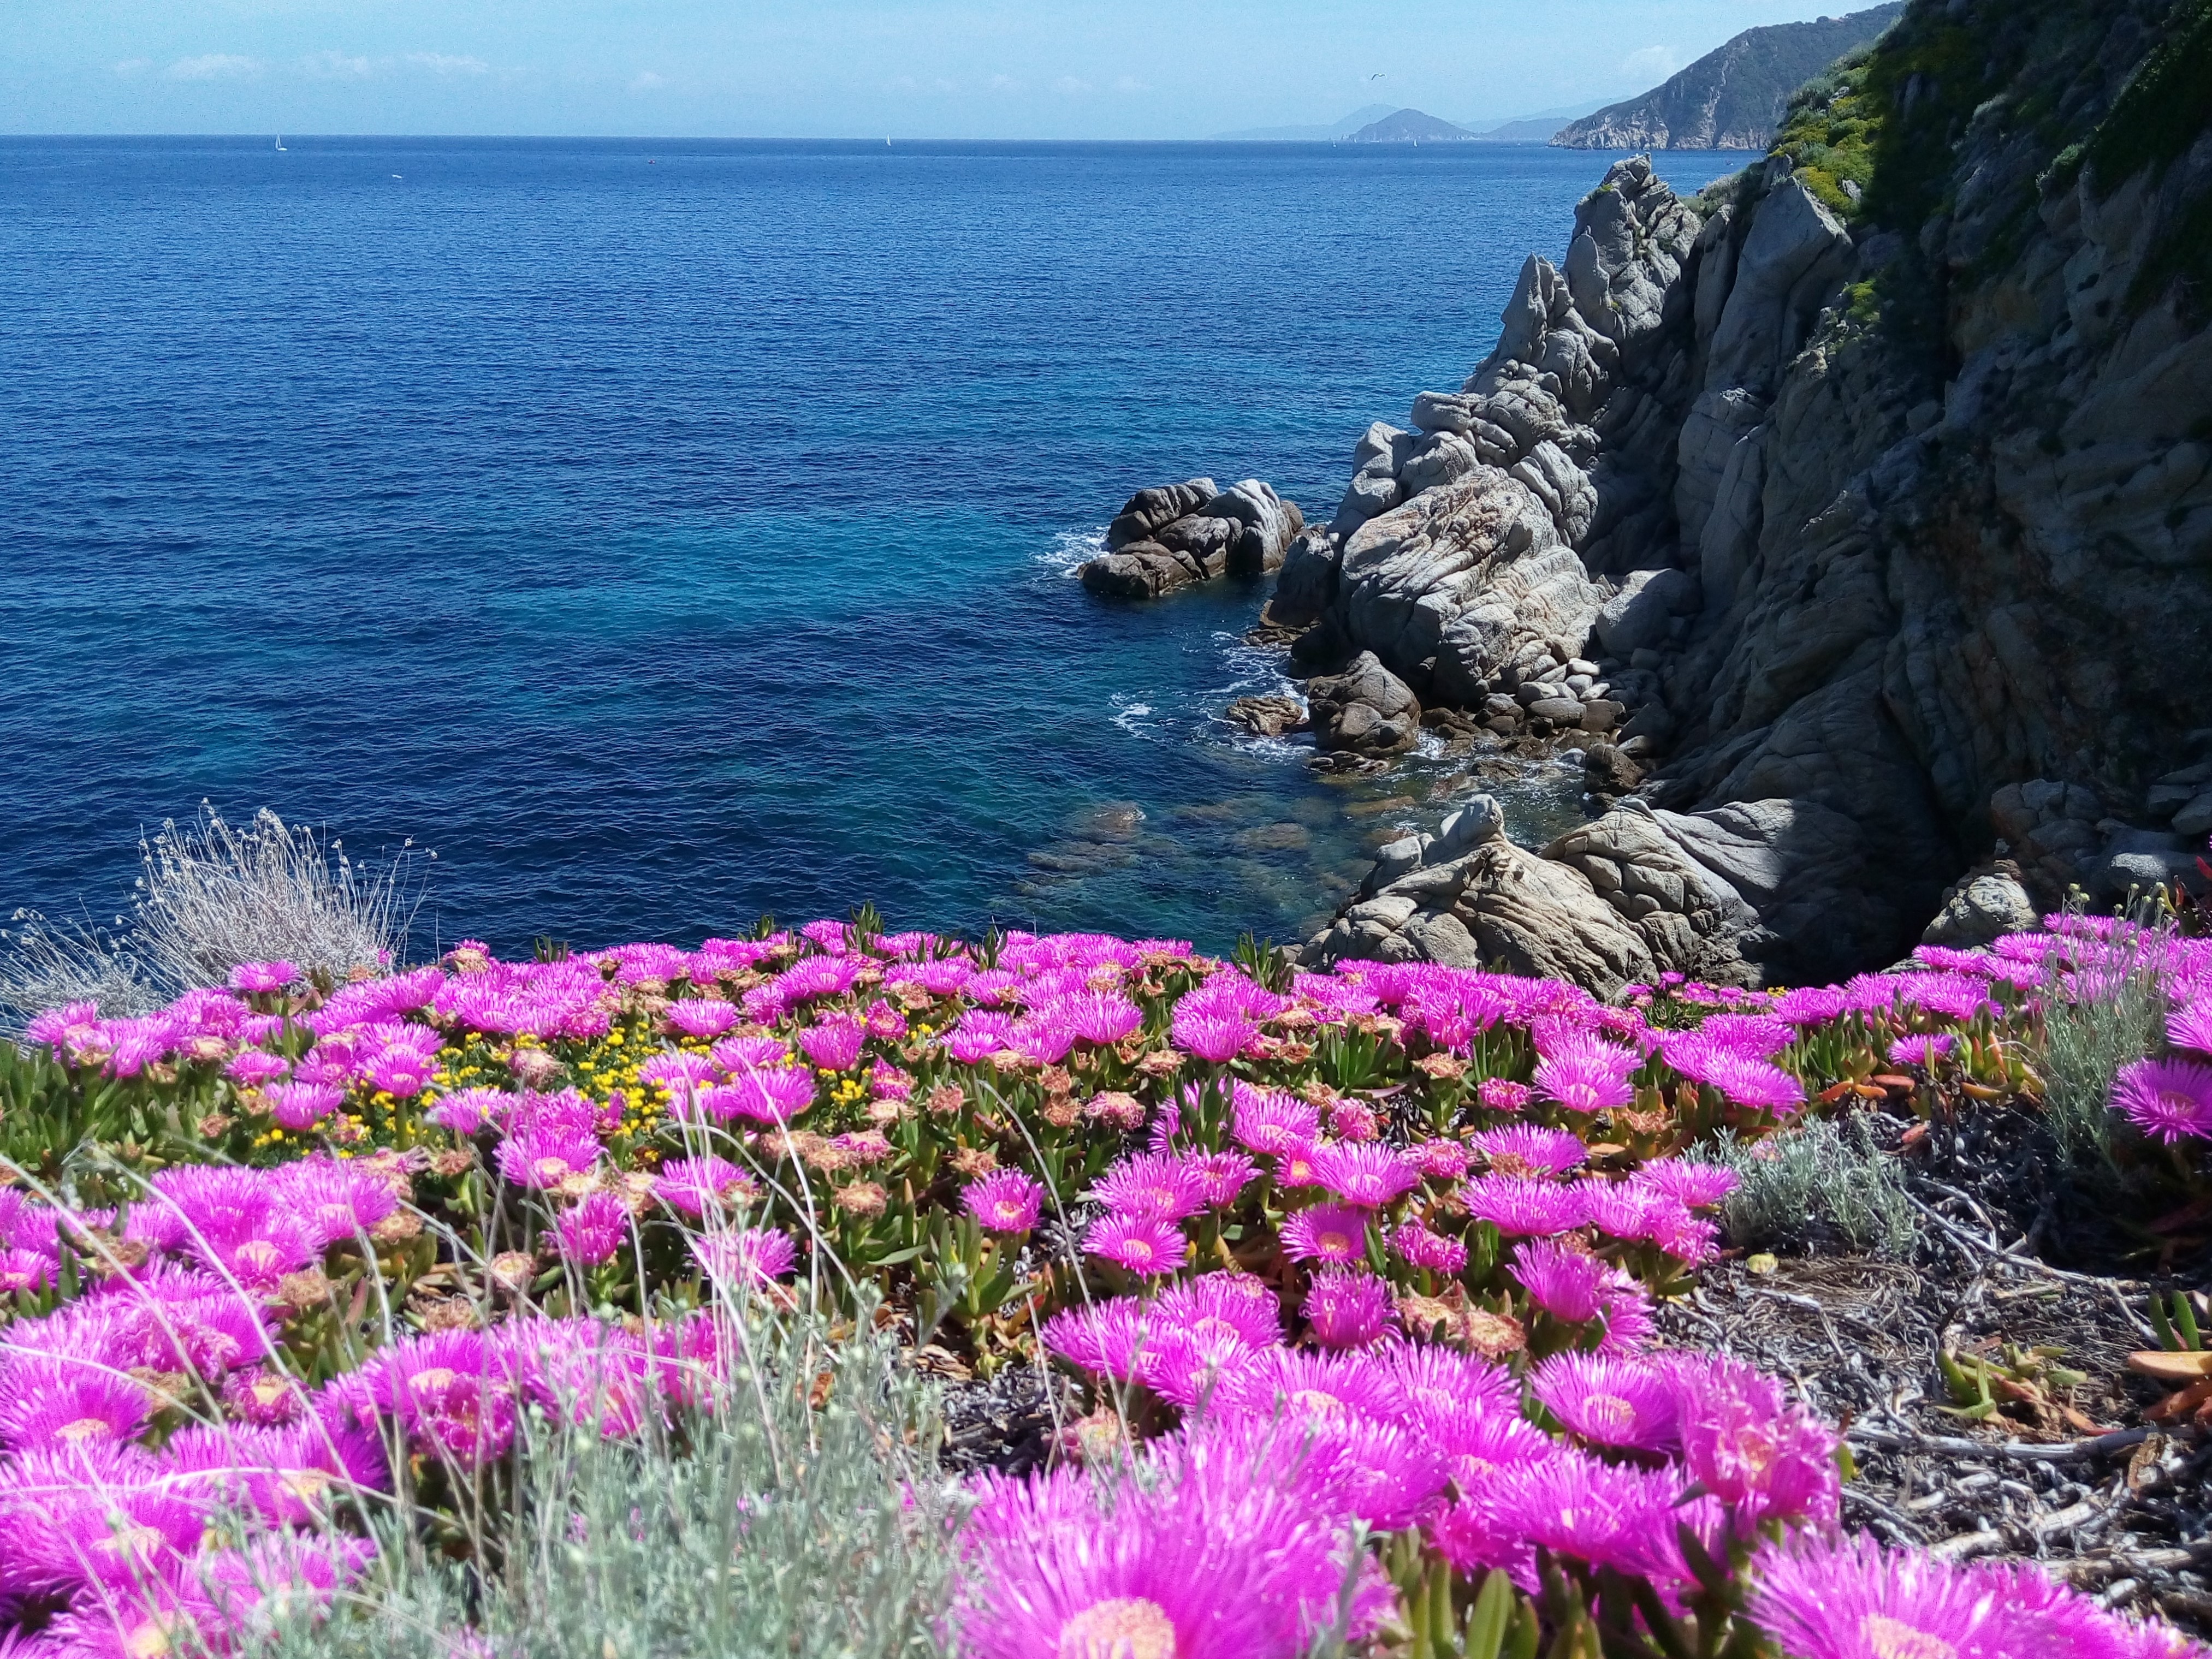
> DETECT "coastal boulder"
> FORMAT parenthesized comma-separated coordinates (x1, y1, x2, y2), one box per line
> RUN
(1106, 479, 1217, 550)
(1304, 651, 1421, 755)
(1080, 476, 1302, 599)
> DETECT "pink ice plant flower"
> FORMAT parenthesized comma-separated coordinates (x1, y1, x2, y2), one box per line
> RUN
(797, 1013, 868, 1071)
(1534, 1035, 1639, 1113)
(1629, 1157, 1740, 1209)
(1888, 1033, 1955, 1068)
(228, 960, 299, 995)
(1510, 1239, 1654, 1354)
(2169, 1000, 2212, 1059)
(693, 1227, 798, 1290)
(653, 1156, 758, 1216)
(1748, 1530, 2175, 1659)
(1089, 1153, 1208, 1223)
(1302, 1267, 1401, 1349)
(1458, 1175, 1588, 1236)
(964, 1169, 1046, 1234)
(1185, 1149, 1258, 1209)
(1476, 1078, 1533, 1112)
(1469, 1124, 1587, 1174)
(1083, 1214, 1188, 1277)
(1391, 1220, 1469, 1275)
(664, 998, 740, 1039)
(1278, 1203, 1371, 1265)
(497, 1122, 603, 1189)
(2113, 1057, 2212, 1143)
(554, 1192, 631, 1267)
(1530, 1352, 1680, 1452)
(1231, 1089, 1323, 1156)
(1311, 1142, 1419, 1208)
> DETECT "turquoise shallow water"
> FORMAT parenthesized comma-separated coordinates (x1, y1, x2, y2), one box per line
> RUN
(0, 136, 1743, 956)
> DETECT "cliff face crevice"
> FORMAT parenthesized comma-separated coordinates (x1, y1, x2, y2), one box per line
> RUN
(1286, 0, 2212, 993)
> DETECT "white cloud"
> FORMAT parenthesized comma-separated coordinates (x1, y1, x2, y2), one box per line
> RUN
(1618, 45, 1683, 83)
(1053, 75, 1092, 95)
(1111, 75, 1148, 94)
(301, 51, 373, 79)
(628, 70, 666, 92)
(166, 53, 260, 79)
(112, 58, 151, 76)
(408, 53, 489, 76)
(988, 73, 1023, 92)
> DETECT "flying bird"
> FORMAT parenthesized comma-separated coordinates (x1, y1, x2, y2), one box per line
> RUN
(1367, 72, 1386, 80)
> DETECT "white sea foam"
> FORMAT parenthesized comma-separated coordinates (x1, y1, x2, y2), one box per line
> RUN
(1039, 525, 1108, 576)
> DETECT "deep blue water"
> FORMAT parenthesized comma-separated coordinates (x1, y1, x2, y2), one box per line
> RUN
(0, 136, 1742, 957)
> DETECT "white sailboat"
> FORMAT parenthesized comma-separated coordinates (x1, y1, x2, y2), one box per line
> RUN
(275, 136, 287, 152)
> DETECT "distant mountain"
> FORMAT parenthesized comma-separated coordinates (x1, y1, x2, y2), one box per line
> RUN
(1553, 3, 1905, 150)
(1343, 109, 1478, 144)
(1468, 116, 1578, 144)
(1212, 104, 1396, 142)
(1454, 99, 1611, 141)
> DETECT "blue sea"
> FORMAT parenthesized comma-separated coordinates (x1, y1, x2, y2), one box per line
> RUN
(0, 137, 1743, 959)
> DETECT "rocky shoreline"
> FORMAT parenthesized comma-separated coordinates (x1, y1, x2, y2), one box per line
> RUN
(1092, 0, 2211, 992)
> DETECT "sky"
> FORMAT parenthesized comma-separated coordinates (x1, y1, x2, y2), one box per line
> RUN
(4, 1, 1869, 139)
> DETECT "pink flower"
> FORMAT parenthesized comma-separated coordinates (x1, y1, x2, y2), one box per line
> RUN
(2169, 1000, 2212, 1059)
(1278, 1203, 1369, 1265)
(1662, 1352, 1839, 1529)
(226, 1048, 289, 1086)
(1510, 1239, 1652, 1352)
(1231, 1089, 1323, 1156)
(2113, 1057, 2212, 1143)
(1302, 1268, 1400, 1349)
(1458, 1175, 1588, 1236)
(1312, 1143, 1418, 1208)
(965, 1169, 1045, 1234)
(264, 1080, 343, 1131)
(1469, 1124, 1587, 1175)
(1534, 1036, 1638, 1114)
(1089, 1153, 1207, 1223)
(497, 1123, 603, 1189)
(1185, 1149, 1258, 1209)
(693, 1227, 798, 1289)
(1748, 1532, 2149, 1659)
(1083, 1214, 1188, 1277)
(1628, 1157, 1739, 1209)
(1171, 1007, 1255, 1063)
(427, 1085, 509, 1134)
(654, 1156, 758, 1216)
(798, 1014, 868, 1072)
(0, 1359, 152, 1452)
(1326, 1098, 1379, 1142)
(709, 1065, 817, 1123)
(1887, 1033, 1955, 1068)
(1053, 990, 1145, 1044)
(1530, 1353, 1679, 1452)
(229, 960, 299, 994)
(1153, 1272, 1283, 1349)
(554, 1192, 630, 1266)
(1042, 1298, 1152, 1381)
(1390, 1221, 1468, 1275)
(1412, 1139, 1471, 1180)
(1476, 1078, 1532, 1112)
(665, 998, 741, 1039)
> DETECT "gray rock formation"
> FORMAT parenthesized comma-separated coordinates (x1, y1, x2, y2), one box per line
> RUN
(1307, 796, 1658, 995)
(1923, 867, 2041, 949)
(1304, 651, 1421, 756)
(1279, 0, 2212, 988)
(1081, 478, 1303, 599)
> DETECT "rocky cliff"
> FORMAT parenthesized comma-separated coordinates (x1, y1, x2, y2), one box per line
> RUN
(1280, 0, 2212, 993)
(1554, 4, 1906, 151)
